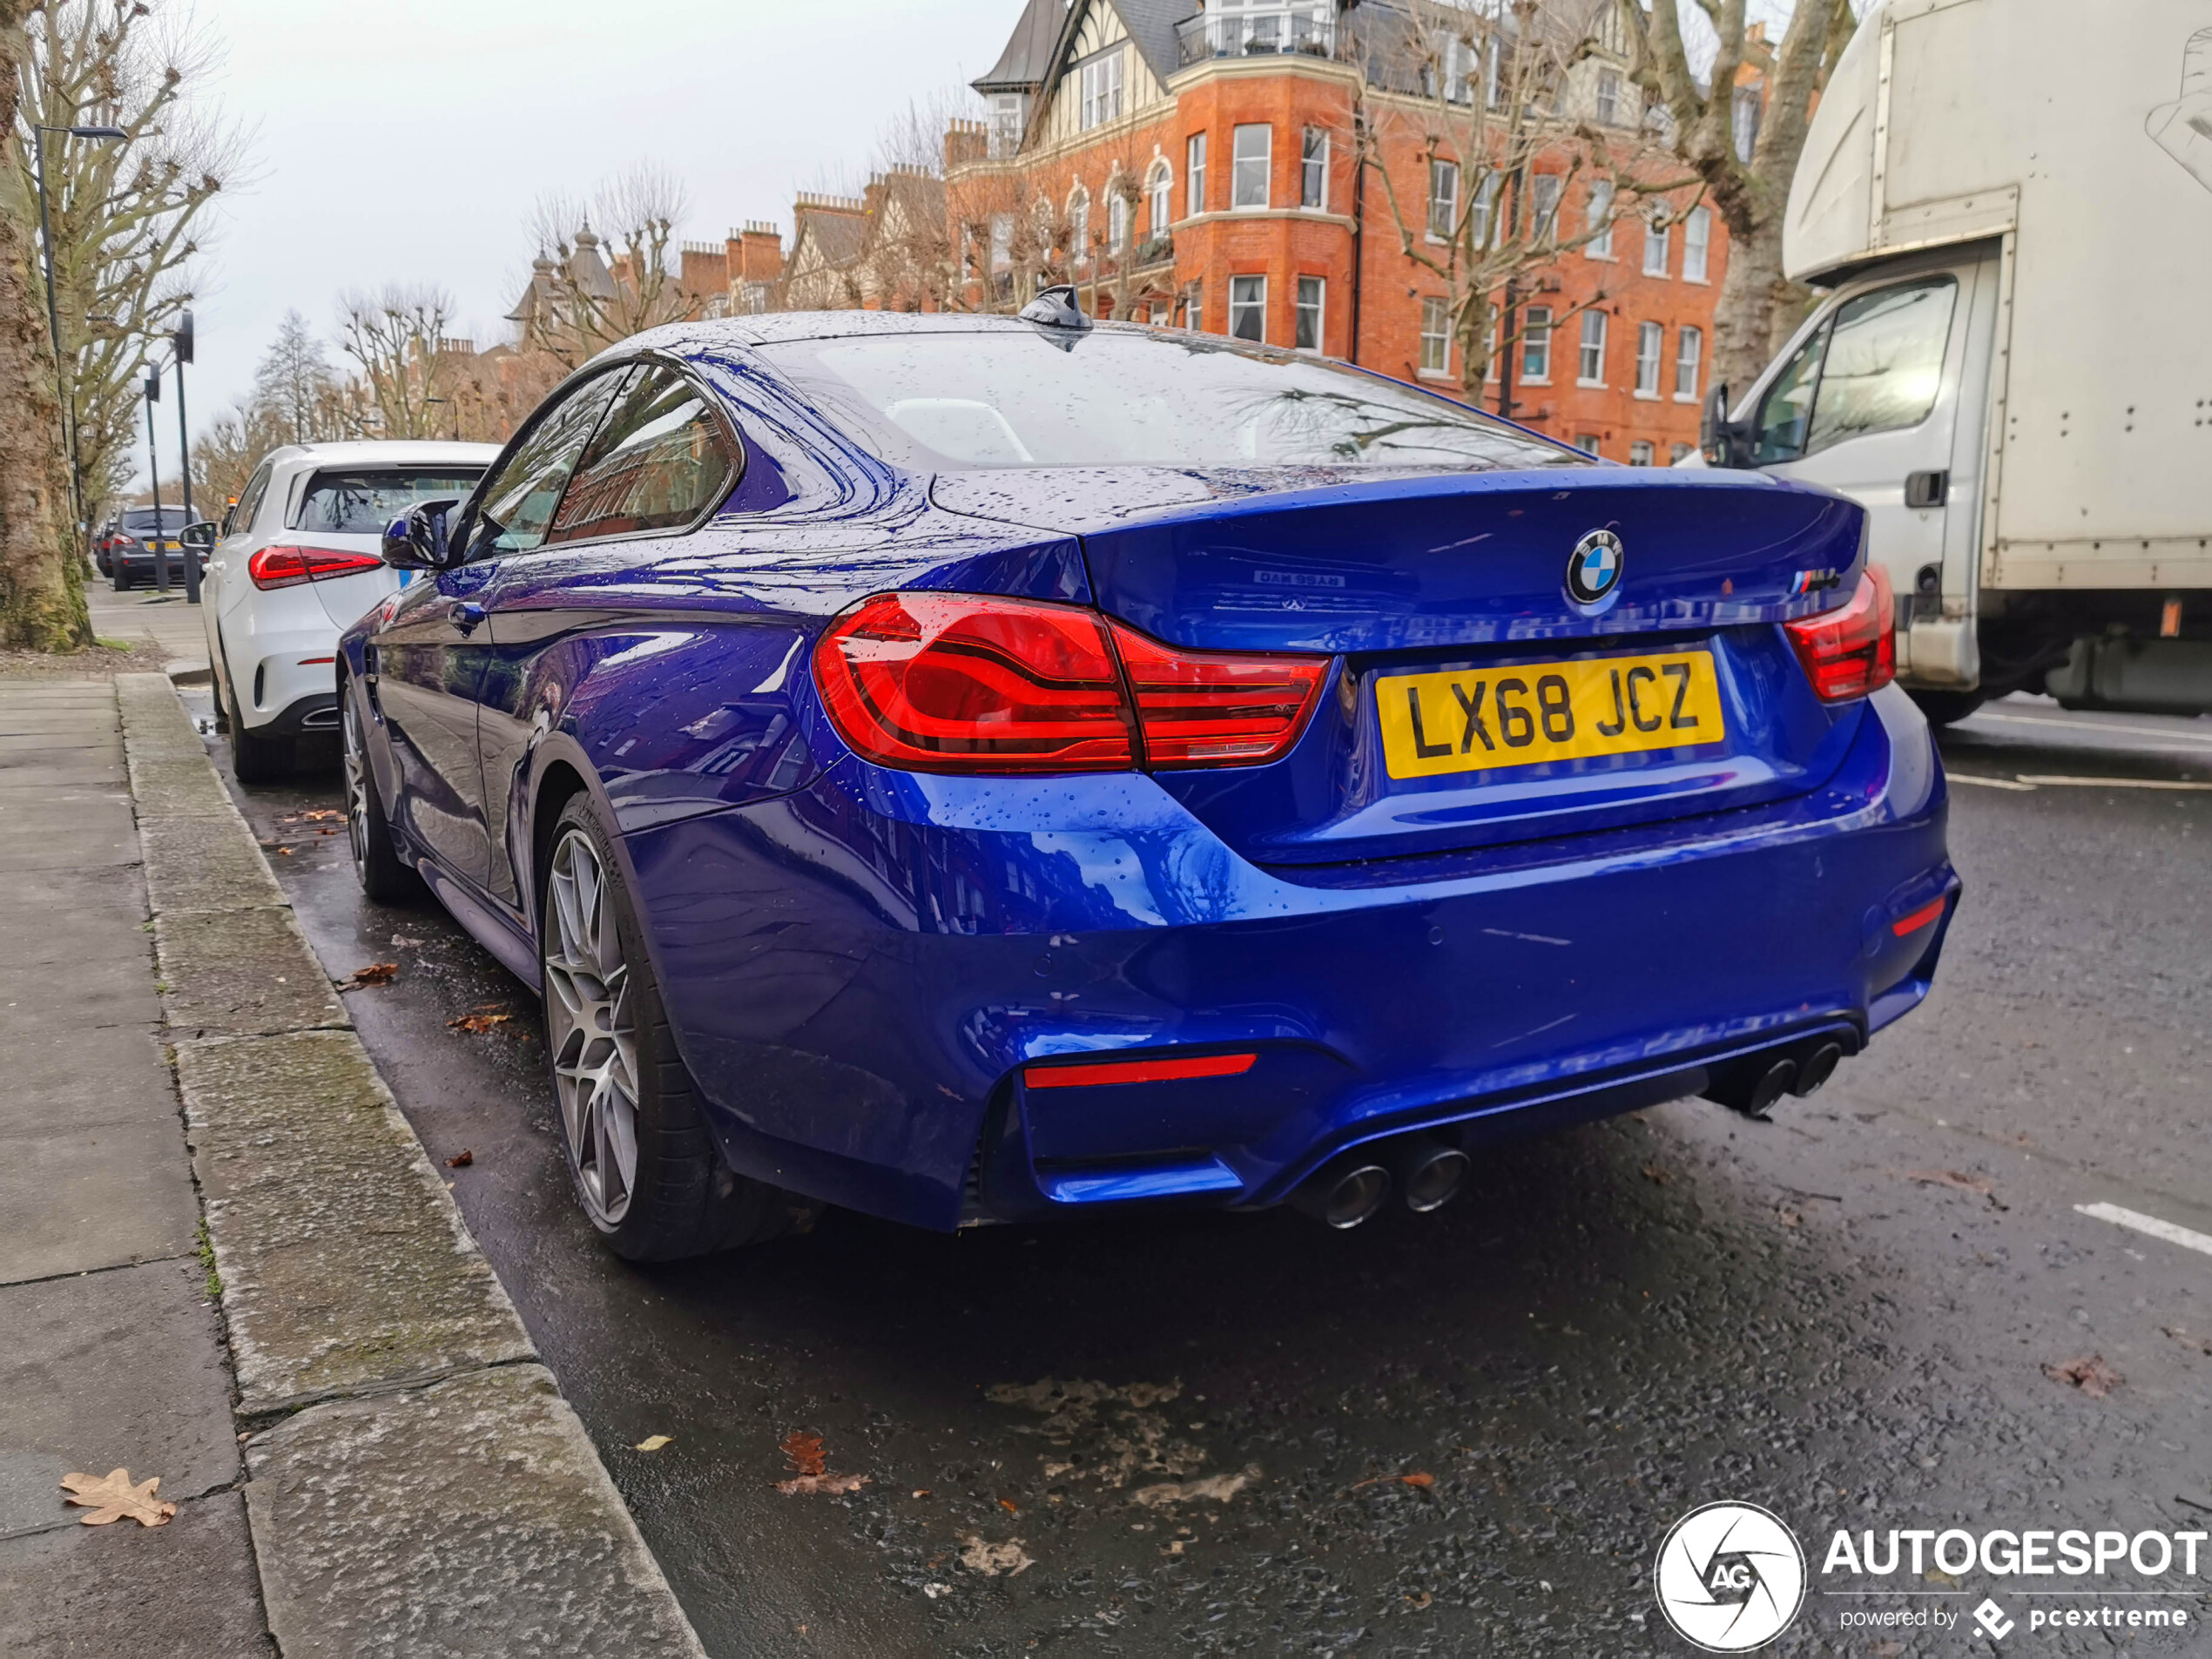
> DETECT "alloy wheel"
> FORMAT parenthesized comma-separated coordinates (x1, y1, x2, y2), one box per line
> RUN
(341, 697, 371, 886)
(543, 827, 639, 1226)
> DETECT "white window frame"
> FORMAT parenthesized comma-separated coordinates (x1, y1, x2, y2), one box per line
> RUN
(1595, 67, 1622, 125)
(1427, 158, 1459, 242)
(1300, 126, 1328, 210)
(1078, 49, 1124, 132)
(1186, 132, 1208, 215)
(1578, 309, 1608, 386)
(1575, 434, 1602, 456)
(1069, 185, 1090, 268)
(1231, 124, 1271, 210)
(1531, 173, 1562, 239)
(1669, 441, 1692, 464)
(1228, 273, 1266, 342)
(1470, 172, 1499, 249)
(1675, 324, 1703, 401)
(1629, 439, 1656, 466)
(1683, 206, 1711, 283)
(1294, 274, 1325, 351)
(988, 93, 1023, 160)
(1585, 180, 1614, 260)
(1635, 320, 1662, 397)
(1108, 189, 1130, 255)
(1148, 162, 1172, 239)
(1642, 212, 1670, 277)
(1419, 296, 1451, 375)
(1520, 305, 1552, 383)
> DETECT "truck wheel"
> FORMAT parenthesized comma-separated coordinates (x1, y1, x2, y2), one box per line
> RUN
(538, 793, 816, 1261)
(1908, 689, 1986, 727)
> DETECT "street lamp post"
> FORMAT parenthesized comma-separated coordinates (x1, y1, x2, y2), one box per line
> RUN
(143, 369, 167, 593)
(30, 123, 127, 563)
(172, 310, 199, 604)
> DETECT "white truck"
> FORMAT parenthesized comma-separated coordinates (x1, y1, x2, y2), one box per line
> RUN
(1699, 0, 2212, 720)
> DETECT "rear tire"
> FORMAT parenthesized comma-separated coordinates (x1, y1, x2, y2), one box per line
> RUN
(341, 685, 422, 904)
(230, 719, 293, 785)
(111, 569, 130, 591)
(539, 794, 815, 1260)
(1908, 688, 1986, 727)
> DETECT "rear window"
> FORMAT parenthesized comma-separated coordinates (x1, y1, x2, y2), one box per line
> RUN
(293, 469, 485, 535)
(122, 508, 185, 530)
(759, 330, 1581, 472)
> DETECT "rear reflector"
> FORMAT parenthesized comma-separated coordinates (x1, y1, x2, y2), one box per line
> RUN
(1024, 1052, 1258, 1089)
(813, 591, 1329, 775)
(248, 545, 385, 590)
(1784, 564, 1895, 702)
(1892, 896, 1946, 936)
(1109, 621, 1328, 767)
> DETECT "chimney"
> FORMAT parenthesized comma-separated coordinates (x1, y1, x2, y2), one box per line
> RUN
(945, 117, 987, 172)
(679, 240, 730, 299)
(736, 221, 784, 283)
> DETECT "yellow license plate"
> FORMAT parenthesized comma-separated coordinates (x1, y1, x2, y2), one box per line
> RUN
(1376, 650, 1727, 779)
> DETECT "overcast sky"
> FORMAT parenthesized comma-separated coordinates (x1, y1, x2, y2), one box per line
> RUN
(172, 0, 1014, 458)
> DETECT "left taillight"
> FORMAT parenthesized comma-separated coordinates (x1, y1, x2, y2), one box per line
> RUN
(812, 592, 1329, 775)
(1784, 564, 1895, 703)
(247, 545, 385, 590)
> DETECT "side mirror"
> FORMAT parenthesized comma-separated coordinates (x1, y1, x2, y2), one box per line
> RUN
(1700, 382, 1752, 469)
(178, 521, 217, 552)
(381, 498, 462, 570)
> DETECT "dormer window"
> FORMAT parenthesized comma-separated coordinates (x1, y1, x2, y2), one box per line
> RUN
(1079, 48, 1124, 131)
(988, 93, 1025, 159)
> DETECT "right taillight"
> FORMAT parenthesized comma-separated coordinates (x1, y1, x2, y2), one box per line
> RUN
(247, 545, 386, 590)
(1784, 564, 1894, 702)
(812, 592, 1329, 775)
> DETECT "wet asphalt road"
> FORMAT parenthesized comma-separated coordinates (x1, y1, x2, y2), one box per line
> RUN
(184, 691, 2212, 1656)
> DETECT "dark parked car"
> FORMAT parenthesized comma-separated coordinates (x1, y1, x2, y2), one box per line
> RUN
(106, 506, 200, 590)
(341, 301, 1956, 1262)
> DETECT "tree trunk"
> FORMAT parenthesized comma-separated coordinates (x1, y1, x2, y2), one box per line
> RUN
(0, 3, 89, 651)
(1710, 203, 1791, 400)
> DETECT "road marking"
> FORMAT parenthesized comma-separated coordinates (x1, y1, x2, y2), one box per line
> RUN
(1973, 711, 2212, 745)
(1947, 772, 2037, 790)
(2015, 775, 2212, 791)
(2075, 1201, 2212, 1258)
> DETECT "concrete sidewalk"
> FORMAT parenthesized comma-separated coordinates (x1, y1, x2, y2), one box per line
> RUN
(84, 585, 210, 681)
(0, 672, 705, 1656)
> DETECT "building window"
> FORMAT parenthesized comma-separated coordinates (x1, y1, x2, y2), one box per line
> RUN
(1675, 324, 1703, 400)
(1079, 49, 1124, 132)
(1521, 305, 1552, 381)
(1295, 275, 1325, 350)
(1470, 172, 1499, 247)
(1643, 212, 1670, 276)
(1420, 296, 1451, 374)
(1108, 189, 1130, 254)
(1069, 186, 1089, 267)
(1186, 132, 1208, 214)
(1231, 124, 1271, 209)
(1670, 441, 1692, 463)
(1575, 434, 1602, 455)
(1440, 35, 1475, 104)
(1585, 180, 1614, 259)
(1484, 37, 1504, 107)
(1531, 173, 1562, 238)
(1578, 309, 1608, 385)
(1181, 279, 1204, 330)
(1595, 67, 1622, 125)
(1635, 320, 1662, 395)
(989, 213, 1011, 272)
(1148, 163, 1172, 239)
(1683, 206, 1711, 282)
(1300, 127, 1328, 210)
(988, 93, 1024, 160)
(1428, 158, 1459, 240)
(1229, 273, 1266, 342)
(1733, 84, 1762, 160)
(1629, 439, 1656, 466)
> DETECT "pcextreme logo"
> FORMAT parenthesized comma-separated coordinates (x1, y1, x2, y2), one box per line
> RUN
(1654, 1501, 1809, 1651)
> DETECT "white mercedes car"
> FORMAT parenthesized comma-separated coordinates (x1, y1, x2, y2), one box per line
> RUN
(203, 440, 497, 780)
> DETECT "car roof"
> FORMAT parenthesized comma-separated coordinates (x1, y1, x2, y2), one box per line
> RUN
(614, 310, 1169, 356)
(264, 440, 502, 473)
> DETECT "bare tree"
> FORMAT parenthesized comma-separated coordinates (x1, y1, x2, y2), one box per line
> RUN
(336, 283, 459, 440)
(0, 0, 78, 648)
(516, 163, 699, 366)
(22, 0, 240, 543)
(190, 396, 282, 515)
(1356, 0, 1696, 390)
(1614, 0, 1858, 394)
(252, 309, 341, 444)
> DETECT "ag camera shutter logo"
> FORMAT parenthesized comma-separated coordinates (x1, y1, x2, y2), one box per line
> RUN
(1655, 1501, 1808, 1651)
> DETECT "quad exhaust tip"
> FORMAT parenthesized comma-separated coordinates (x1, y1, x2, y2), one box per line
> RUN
(1291, 1157, 1393, 1230)
(1707, 1037, 1853, 1118)
(1393, 1136, 1470, 1213)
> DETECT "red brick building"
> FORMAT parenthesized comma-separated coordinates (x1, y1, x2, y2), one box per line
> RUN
(949, 0, 1732, 464)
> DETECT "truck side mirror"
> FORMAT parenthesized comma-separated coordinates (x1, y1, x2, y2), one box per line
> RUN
(1700, 382, 1751, 469)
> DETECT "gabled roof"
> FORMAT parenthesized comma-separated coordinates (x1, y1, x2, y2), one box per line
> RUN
(974, 0, 1068, 92)
(1107, 0, 1193, 85)
(790, 205, 868, 273)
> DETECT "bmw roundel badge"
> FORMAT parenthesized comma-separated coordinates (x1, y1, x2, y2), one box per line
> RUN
(1567, 529, 1625, 604)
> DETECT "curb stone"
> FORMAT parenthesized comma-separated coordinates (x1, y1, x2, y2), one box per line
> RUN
(116, 674, 707, 1658)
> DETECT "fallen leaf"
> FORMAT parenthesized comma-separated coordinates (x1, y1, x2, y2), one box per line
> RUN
(1640, 1163, 1671, 1185)
(2044, 1353, 2123, 1398)
(998, 1496, 1021, 1514)
(447, 1012, 513, 1035)
(1406, 1591, 1433, 1608)
(1400, 1471, 1435, 1489)
(956, 1533, 1034, 1575)
(1889, 1168, 2007, 1210)
(284, 808, 345, 823)
(2164, 1326, 2212, 1356)
(60, 1468, 175, 1527)
(912, 1488, 931, 1499)
(922, 1583, 952, 1599)
(780, 1431, 826, 1478)
(1352, 1470, 1435, 1493)
(444, 1149, 474, 1169)
(1131, 1465, 1261, 1507)
(774, 1429, 867, 1495)
(776, 1472, 869, 1495)
(1776, 1204, 1803, 1228)
(634, 1434, 673, 1453)
(336, 961, 399, 992)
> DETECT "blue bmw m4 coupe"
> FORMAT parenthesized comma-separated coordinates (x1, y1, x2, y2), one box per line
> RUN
(341, 296, 1956, 1259)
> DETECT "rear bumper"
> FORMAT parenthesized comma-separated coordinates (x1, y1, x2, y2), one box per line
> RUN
(625, 685, 1953, 1231)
